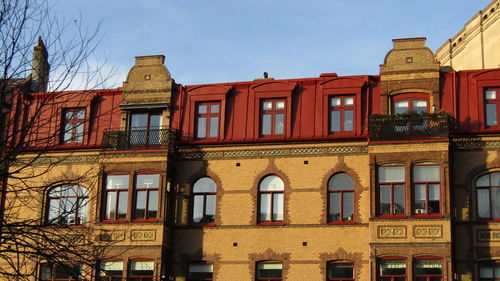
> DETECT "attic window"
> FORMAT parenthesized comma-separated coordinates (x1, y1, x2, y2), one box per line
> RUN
(144, 74, 151, 80)
(405, 57, 413, 63)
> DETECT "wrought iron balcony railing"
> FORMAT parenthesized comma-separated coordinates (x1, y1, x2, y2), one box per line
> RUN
(369, 115, 451, 142)
(102, 128, 176, 150)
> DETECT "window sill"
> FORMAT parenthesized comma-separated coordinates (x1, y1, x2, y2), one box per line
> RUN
(190, 222, 216, 227)
(376, 214, 407, 219)
(327, 220, 356, 225)
(412, 214, 443, 219)
(257, 221, 284, 226)
(132, 219, 160, 223)
(101, 219, 128, 224)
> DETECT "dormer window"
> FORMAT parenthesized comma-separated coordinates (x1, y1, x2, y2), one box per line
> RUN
(195, 102, 220, 139)
(61, 108, 85, 144)
(261, 99, 285, 136)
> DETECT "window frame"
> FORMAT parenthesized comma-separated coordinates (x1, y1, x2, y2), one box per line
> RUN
(260, 98, 286, 137)
(191, 177, 217, 226)
(46, 185, 89, 226)
(329, 95, 355, 134)
(391, 93, 430, 114)
(412, 165, 442, 218)
(195, 101, 221, 140)
(377, 166, 406, 218)
(255, 261, 283, 281)
(102, 173, 130, 223)
(133, 172, 160, 222)
(40, 263, 82, 281)
(258, 175, 285, 225)
(413, 256, 443, 281)
(327, 173, 355, 224)
(478, 260, 500, 281)
(128, 259, 155, 281)
(187, 261, 213, 281)
(61, 107, 86, 144)
(475, 171, 500, 222)
(327, 260, 355, 281)
(378, 256, 407, 281)
(99, 259, 124, 281)
(128, 111, 163, 147)
(484, 88, 499, 128)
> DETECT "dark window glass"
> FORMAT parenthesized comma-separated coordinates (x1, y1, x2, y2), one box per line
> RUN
(478, 260, 500, 280)
(414, 259, 442, 280)
(256, 262, 282, 280)
(192, 177, 217, 224)
(129, 261, 154, 281)
(379, 259, 406, 280)
(40, 264, 81, 281)
(327, 261, 354, 280)
(187, 262, 213, 281)
(100, 261, 123, 281)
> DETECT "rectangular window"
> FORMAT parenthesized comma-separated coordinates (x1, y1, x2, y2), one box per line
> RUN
(61, 108, 85, 144)
(196, 102, 220, 139)
(134, 174, 160, 220)
(129, 112, 162, 145)
(261, 99, 285, 136)
(330, 96, 354, 133)
(413, 166, 441, 216)
(129, 260, 154, 281)
(256, 262, 282, 281)
(485, 88, 499, 127)
(188, 262, 213, 281)
(40, 264, 82, 281)
(414, 258, 442, 281)
(100, 261, 123, 281)
(327, 261, 354, 281)
(104, 174, 129, 221)
(379, 258, 406, 281)
(378, 166, 405, 216)
(478, 260, 500, 280)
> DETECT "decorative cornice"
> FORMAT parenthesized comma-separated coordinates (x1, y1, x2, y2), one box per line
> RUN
(452, 136, 500, 151)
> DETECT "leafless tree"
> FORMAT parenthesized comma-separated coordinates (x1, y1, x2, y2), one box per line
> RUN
(0, 0, 119, 280)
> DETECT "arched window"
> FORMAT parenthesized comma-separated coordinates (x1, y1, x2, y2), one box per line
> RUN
(327, 260, 354, 280)
(379, 257, 406, 281)
(328, 173, 355, 223)
(129, 260, 154, 281)
(256, 261, 282, 281)
(192, 177, 217, 224)
(47, 185, 89, 225)
(476, 172, 500, 220)
(414, 257, 442, 281)
(258, 175, 284, 224)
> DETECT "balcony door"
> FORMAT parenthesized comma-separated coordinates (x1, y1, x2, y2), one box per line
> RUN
(130, 112, 162, 146)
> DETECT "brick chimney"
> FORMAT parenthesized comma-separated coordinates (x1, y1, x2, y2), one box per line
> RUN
(31, 36, 50, 92)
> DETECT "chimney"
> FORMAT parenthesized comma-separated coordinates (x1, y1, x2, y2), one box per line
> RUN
(31, 36, 50, 92)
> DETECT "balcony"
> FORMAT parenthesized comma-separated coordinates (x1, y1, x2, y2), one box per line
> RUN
(369, 113, 452, 142)
(102, 128, 176, 150)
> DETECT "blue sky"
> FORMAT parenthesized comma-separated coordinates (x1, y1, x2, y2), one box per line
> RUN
(53, 0, 493, 87)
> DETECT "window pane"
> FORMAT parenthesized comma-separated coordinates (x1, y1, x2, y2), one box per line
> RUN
(75, 123, 84, 142)
(331, 97, 341, 106)
(188, 263, 213, 279)
(107, 175, 129, 190)
(343, 192, 354, 220)
(486, 90, 497, 100)
(210, 104, 220, 113)
(331, 110, 341, 132)
(394, 185, 405, 214)
(344, 97, 354, 106)
(149, 114, 161, 129)
(197, 117, 206, 138)
(106, 192, 117, 219)
(148, 190, 158, 218)
(48, 198, 60, 222)
(395, 101, 409, 114)
(328, 262, 353, 278)
(193, 177, 217, 193)
(486, 103, 497, 126)
(413, 166, 440, 182)
(273, 193, 284, 221)
(100, 261, 124, 276)
(479, 263, 493, 277)
(64, 123, 72, 142)
(276, 101, 285, 110)
(329, 193, 340, 221)
(380, 259, 406, 276)
(259, 193, 271, 221)
(198, 104, 207, 114)
(379, 166, 405, 183)
(329, 173, 354, 191)
(193, 195, 204, 223)
(205, 194, 216, 222)
(429, 184, 440, 214)
(209, 117, 219, 137)
(379, 185, 391, 214)
(137, 174, 160, 189)
(344, 110, 353, 131)
(118, 192, 128, 219)
(491, 173, 500, 186)
(256, 263, 282, 278)
(478, 189, 491, 218)
(41, 265, 52, 279)
(492, 188, 500, 219)
(413, 100, 427, 113)
(135, 190, 146, 219)
(76, 110, 85, 119)
(131, 113, 148, 129)
(263, 101, 273, 110)
(415, 259, 442, 275)
(260, 176, 284, 191)
(275, 113, 284, 134)
(262, 114, 271, 135)
(414, 184, 426, 214)
(130, 261, 154, 276)
(78, 198, 88, 225)
(476, 174, 490, 187)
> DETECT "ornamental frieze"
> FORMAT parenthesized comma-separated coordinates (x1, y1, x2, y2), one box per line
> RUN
(477, 230, 500, 242)
(413, 225, 442, 238)
(377, 226, 407, 238)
